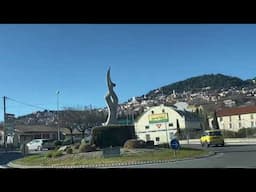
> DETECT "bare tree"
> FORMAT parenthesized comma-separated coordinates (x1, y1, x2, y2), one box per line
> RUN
(76, 109, 106, 138)
(59, 108, 106, 143)
(212, 110, 220, 129)
(58, 110, 80, 144)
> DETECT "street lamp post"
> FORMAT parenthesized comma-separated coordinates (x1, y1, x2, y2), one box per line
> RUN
(56, 90, 60, 141)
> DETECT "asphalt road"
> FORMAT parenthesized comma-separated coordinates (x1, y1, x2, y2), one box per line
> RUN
(0, 151, 24, 168)
(111, 144, 256, 168)
(1, 144, 256, 168)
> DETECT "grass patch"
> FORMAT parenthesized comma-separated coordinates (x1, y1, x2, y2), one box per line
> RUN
(13, 148, 208, 167)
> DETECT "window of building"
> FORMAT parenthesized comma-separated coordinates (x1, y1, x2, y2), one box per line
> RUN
(239, 122, 242, 128)
(169, 123, 173, 127)
(52, 134, 57, 140)
(229, 116, 232, 122)
(238, 115, 241, 120)
(162, 109, 165, 113)
(145, 125, 149, 129)
(251, 114, 254, 119)
(220, 117, 223, 122)
(251, 121, 254, 127)
(34, 135, 41, 139)
(151, 111, 154, 114)
(156, 137, 160, 142)
(146, 134, 151, 141)
(43, 134, 50, 139)
(229, 123, 232, 129)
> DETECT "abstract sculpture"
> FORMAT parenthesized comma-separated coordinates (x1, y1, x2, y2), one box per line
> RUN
(105, 67, 119, 125)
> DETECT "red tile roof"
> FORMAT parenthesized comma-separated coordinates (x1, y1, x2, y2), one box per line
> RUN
(217, 106, 256, 117)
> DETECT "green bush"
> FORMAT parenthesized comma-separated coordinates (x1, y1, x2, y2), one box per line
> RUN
(46, 151, 53, 158)
(54, 140, 62, 146)
(74, 143, 80, 149)
(123, 139, 146, 149)
(222, 130, 238, 138)
(91, 125, 135, 148)
(79, 143, 96, 153)
(52, 150, 63, 158)
(66, 148, 73, 154)
(145, 140, 154, 148)
(46, 150, 63, 158)
(20, 144, 29, 155)
(222, 128, 256, 138)
(237, 128, 256, 138)
(62, 138, 72, 145)
(81, 138, 90, 145)
(157, 143, 170, 148)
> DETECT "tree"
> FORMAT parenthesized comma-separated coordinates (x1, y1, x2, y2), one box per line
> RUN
(58, 110, 78, 144)
(76, 109, 106, 138)
(212, 110, 220, 129)
(203, 112, 210, 130)
(59, 108, 106, 143)
(176, 119, 181, 138)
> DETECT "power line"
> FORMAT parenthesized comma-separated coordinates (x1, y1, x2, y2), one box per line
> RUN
(6, 96, 49, 111)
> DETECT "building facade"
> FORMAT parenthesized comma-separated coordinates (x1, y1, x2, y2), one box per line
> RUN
(0, 126, 4, 146)
(134, 105, 201, 144)
(209, 106, 256, 132)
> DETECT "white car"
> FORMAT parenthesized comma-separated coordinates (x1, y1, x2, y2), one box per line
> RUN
(26, 139, 48, 151)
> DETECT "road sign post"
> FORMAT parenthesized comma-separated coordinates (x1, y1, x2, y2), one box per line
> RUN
(170, 138, 180, 159)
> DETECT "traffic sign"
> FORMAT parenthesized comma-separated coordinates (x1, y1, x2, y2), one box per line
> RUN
(170, 138, 180, 150)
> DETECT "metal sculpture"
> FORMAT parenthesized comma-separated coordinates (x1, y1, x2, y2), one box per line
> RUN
(105, 67, 119, 125)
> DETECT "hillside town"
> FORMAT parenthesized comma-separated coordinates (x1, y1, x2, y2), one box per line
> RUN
(1, 75, 256, 148)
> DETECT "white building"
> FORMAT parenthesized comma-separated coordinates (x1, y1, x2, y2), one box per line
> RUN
(134, 105, 201, 144)
(209, 106, 256, 132)
(0, 127, 4, 146)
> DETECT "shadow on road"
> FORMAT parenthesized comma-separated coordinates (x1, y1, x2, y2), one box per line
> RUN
(0, 151, 24, 166)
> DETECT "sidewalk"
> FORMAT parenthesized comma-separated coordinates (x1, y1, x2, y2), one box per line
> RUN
(180, 138, 256, 145)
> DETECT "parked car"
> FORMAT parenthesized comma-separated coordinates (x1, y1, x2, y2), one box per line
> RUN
(200, 130, 224, 147)
(26, 139, 53, 151)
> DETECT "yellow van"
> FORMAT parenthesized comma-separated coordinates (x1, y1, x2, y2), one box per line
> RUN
(200, 130, 224, 147)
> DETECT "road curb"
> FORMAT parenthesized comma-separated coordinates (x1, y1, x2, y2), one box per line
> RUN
(7, 150, 216, 169)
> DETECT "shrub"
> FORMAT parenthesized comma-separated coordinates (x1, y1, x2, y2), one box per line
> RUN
(20, 143, 29, 155)
(222, 130, 237, 138)
(52, 150, 63, 158)
(91, 125, 135, 148)
(46, 150, 63, 158)
(79, 143, 96, 153)
(81, 138, 90, 145)
(62, 138, 72, 145)
(54, 140, 62, 146)
(145, 140, 154, 148)
(46, 151, 53, 158)
(74, 143, 80, 149)
(123, 139, 146, 149)
(222, 128, 256, 138)
(66, 148, 73, 154)
(157, 143, 170, 148)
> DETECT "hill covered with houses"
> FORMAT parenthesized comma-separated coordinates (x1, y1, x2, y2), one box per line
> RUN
(4, 73, 256, 126)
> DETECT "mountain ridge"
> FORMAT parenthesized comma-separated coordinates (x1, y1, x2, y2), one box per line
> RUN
(145, 73, 254, 99)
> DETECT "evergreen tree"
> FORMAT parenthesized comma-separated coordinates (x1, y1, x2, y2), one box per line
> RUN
(212, 110, 220, 129)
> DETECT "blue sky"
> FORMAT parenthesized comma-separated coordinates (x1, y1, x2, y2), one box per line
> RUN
(0, 24, 256, 121)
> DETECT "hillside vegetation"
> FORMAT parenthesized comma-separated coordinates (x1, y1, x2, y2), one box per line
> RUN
(147, 74, 253, 97)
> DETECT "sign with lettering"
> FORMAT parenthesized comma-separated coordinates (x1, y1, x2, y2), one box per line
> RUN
(149, 113, 169, 124)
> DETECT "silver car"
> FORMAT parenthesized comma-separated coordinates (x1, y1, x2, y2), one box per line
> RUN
(26, 139, 48, 151)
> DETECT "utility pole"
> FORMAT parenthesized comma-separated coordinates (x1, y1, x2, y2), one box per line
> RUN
(56, 91, 60, 141)
(3, 96, 7, 152)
